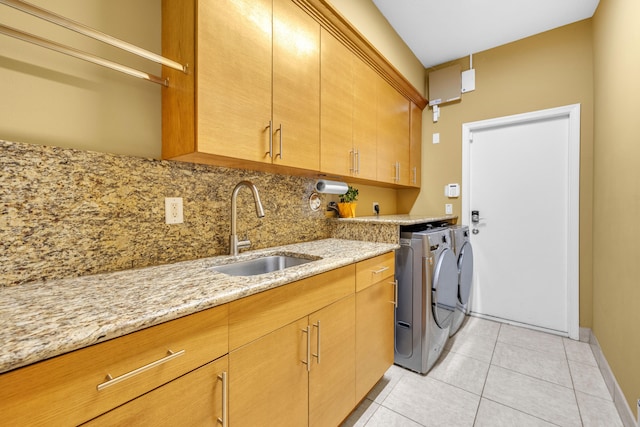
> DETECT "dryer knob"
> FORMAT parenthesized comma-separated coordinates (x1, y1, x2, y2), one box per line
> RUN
(442, 235, 447, 243)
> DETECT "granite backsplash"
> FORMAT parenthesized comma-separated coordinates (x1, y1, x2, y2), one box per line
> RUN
(0, 140, 338, 287)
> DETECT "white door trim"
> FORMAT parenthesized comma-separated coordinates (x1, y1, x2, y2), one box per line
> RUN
(461, 104, 581, 340)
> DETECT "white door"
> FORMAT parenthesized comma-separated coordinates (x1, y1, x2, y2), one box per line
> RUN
(462, 105, 580, 339)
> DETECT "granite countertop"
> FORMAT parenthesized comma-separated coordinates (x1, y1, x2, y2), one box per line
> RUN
(337, 214, 458, 225)
(0, 238, 398, 374)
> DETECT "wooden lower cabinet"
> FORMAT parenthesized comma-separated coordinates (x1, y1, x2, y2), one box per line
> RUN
(229, 317, 309, 426)
(355, 280, 396, 401)
(85, 356, 228, 426)
(2, 253, 394, 426)
(229, 295, 356, 427)
(0, 305, 228, 426)
(309, 295, 356, 427)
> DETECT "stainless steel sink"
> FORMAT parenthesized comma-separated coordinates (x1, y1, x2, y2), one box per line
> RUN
(211, 254, 319, 276)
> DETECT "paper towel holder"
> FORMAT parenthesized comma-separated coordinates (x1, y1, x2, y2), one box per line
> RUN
(314, 179, 348, 195)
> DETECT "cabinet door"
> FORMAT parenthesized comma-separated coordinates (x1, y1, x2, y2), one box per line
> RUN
(198, 0, 273, 163)
(409, 102, 422, 187)
(355, 281, 395, 401)
(85, 356, 228, 426)
(272, 0, 320, 170)
(320, 29, 353, 177)
(229, 317, 309, 427)
(309, 295, 356, 427)
(353, 57, 378, 181)
(376, 77, 410, 186)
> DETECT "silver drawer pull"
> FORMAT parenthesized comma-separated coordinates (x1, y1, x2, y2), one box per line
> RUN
(312, 321, 321, 364)
(217, 371, 228, 427)
(97, 349, 185, 391)
(372, 266, 390, 275)
(301, 326, 311, 372)
(390, 280, 398, 308)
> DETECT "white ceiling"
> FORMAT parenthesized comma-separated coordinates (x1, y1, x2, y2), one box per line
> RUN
(372, 0, 600, 69)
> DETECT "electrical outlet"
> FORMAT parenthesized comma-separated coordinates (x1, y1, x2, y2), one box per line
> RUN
(165, 197, 183, 224)
(373, 202, 380, 215)
(445, 204, 453, 215)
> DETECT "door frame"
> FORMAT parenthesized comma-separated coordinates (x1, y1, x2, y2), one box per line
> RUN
(461, 104, 581, 339)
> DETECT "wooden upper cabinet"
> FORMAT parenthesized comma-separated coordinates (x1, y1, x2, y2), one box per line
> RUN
(409, 102, 422, 187)
(352, 56, 379, 182)
(320, 29, 353, 177)
(376, 77, 410, 186)
(197, 0, 273, 164)
(272, 0, 320, 171)
(164, 0, 319, 171)
(320, 32, 378, 181)
(162, 0, 426, 187)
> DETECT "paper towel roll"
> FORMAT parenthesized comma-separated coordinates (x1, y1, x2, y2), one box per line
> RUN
(315, 180, 348, 195)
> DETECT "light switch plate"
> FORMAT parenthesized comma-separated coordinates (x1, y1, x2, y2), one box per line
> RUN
(433, 133, 440, 144)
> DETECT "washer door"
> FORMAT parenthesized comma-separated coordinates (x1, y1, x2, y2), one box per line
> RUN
(431, 248, 458, 329)
(458, 241, 474, 306)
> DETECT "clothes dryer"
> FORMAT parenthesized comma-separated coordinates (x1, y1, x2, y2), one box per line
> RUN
(449, 225, 474, 336)
(394, 227, 458, 374)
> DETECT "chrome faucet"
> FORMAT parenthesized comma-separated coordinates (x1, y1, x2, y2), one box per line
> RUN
(229, 180, 265, 256)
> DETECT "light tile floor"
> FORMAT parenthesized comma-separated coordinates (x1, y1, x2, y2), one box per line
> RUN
(342, 317, 623, 427)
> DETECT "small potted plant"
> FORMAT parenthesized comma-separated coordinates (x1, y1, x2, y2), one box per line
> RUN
(338, 185, 358, 218)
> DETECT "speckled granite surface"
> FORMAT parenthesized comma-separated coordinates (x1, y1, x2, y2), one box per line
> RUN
(333, 222, 400, 244)
(333, 215, 458, 244)
(0, 140, 334, 287)
(337, 214, 458, 225)
(0, 238, 397, 374)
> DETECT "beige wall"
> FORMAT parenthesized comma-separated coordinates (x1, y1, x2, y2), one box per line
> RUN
(0, 0, 161, 158)
(399, 21, 595, 327)
(593, 0, 640, 412)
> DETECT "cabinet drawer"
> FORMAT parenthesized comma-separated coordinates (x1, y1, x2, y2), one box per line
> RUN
(229, 265, 355, 350)
(86, 356, 228, 426)
(355, 252, 395, 292)
(0, 304, 228, 426)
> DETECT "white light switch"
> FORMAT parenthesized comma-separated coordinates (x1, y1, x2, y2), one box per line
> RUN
(432, 133, 440, 144)
(445, 204, 453, 215)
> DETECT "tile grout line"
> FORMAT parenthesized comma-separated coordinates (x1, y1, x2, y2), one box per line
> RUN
(478, 396, 566, 427)
(564, 336, 586, 426)
(471, 322, 501, 426)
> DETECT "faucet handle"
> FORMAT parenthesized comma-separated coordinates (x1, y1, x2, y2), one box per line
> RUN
(238, 238, 251, 250)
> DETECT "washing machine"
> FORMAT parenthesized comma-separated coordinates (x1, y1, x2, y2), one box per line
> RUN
(449, 225, 474, 336)
(394, 227, 459, 374)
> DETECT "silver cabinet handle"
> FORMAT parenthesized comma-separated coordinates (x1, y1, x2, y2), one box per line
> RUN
(349, 149, 355, 173)
(276, 123, 283, 159)
(392, 161, 400, 182)
(217, 371, 228, 427)
(301, 325, 311, 372)
(390, 280, 398, 308)
(97, 349, 185, 391)
(412, 167, 417, 184)
(265, 120, 273, 158)
(312, 321, 321, 364)
(355, 148, 360, 175)
(372, 266, 390, 275)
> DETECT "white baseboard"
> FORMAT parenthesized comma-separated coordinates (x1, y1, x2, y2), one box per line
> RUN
(588, 329, 636, 427)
